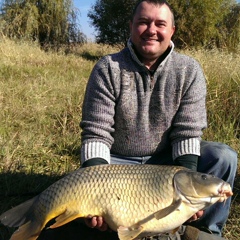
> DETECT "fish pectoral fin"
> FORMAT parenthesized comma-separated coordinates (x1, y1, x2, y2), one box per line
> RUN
(49, 209, 81, 229)
(171, 226, 180, 234)
(117, 225, 144, 240)
(154, 198, 182, 220)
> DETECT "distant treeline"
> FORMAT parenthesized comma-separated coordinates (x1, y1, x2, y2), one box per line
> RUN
(0, 0, 240, 50)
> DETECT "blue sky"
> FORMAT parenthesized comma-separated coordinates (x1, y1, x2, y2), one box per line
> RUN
(75, 0, 96, 41)
(75, 0, 240, 41)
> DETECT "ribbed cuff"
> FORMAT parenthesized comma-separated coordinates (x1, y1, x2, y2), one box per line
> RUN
(81, 141, 110, 164)
(172, 138, 200, 160)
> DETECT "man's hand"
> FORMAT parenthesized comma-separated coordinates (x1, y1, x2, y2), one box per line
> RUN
(187, 210, 204, 222)
(84, 216, 109, 231)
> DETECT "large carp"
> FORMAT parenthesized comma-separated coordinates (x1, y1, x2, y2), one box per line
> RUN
(0, 164, 233, 240)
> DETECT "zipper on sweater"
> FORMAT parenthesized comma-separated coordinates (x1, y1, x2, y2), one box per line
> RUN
(150, 75, 155, 90)
(147, 68, 156, 90)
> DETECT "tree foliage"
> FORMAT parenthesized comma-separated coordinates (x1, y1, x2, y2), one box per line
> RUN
(0, 0, 86, 47)
(168, 0, 236, 48)
(219, 3, 240, 50)
(88, 0, 136, 45)
(88, 0, 240, 49)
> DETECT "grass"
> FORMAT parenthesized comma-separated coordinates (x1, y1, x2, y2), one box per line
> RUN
(0, 37, 239, 239)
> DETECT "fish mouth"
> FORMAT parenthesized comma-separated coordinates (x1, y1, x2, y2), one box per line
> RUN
(217, 183, 233, 202)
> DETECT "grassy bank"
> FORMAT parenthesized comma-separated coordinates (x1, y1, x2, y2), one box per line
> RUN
(0, 37, 239, 239)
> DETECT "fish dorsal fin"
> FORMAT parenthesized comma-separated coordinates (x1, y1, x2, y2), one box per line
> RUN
(118, 225, 144, 240)
(154, 198, 182, 220)
(49, 208, 81, 229)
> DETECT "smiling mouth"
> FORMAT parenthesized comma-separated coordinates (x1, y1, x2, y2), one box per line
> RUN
(143, 38, 158, 42)
(142, 38, 160, 45)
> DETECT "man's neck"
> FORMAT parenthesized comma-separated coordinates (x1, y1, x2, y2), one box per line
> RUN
(144, 47, 172, 71)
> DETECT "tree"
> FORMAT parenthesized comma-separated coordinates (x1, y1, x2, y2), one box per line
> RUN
(218, 3, 240, 50)
(0, 0, 85, 47)
(168, 0, 236, 48)
(88, 0, 137, 45)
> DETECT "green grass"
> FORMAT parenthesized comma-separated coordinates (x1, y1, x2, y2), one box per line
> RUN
(0, 37, 239, 239)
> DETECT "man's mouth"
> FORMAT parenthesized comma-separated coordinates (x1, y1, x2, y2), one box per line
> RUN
(144, 38, 158, 41)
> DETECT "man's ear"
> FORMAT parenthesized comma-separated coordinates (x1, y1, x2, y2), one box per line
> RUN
(171, 26, 176, 37)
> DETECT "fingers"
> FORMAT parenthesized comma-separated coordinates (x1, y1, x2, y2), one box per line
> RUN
(196, 210, 204, 219)
(84, 216, 108, 231)
(84, 216, 94, 228)
(190, 214, 198, 221)
(97, 217, 108, 231)
(186, 210, 204, 223)
(91, 216, 98, 227)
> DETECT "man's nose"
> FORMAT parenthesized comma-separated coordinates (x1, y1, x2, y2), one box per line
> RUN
(147, 22, 157, 35)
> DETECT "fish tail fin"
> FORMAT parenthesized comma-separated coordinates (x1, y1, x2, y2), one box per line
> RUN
(1, 196, 44, 240)
(10, 220, 42, 240)
(0, 196, 37, 227)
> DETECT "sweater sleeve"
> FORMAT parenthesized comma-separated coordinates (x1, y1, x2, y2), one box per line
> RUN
(80, 57, 115, 164)
(170, 58, 207, 159)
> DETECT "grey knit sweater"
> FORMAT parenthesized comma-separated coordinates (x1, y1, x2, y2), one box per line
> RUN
(80, 41, 207, 164)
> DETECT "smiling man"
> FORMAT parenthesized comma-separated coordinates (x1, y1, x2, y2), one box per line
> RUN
(79, 0, 237, 239)
(130, 0, 175, 70)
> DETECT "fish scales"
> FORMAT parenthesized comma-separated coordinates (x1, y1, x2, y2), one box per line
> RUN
(0, 164, 233, 240)
(42, 164, 175, 222)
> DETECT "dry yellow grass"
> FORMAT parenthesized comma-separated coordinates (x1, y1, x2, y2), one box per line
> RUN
(0, 37, 239, 239)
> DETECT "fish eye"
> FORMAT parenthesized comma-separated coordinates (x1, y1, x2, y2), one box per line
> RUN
(201, 174, 208, 180)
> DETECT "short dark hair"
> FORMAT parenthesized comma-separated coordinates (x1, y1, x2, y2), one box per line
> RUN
(131, 0, 175, 26)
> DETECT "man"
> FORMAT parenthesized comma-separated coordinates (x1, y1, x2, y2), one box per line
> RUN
(80, 0, 237, 239)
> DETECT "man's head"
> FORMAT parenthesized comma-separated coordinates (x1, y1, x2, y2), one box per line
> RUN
(130, 0, 175, 68)
(131, 0, 175, 27)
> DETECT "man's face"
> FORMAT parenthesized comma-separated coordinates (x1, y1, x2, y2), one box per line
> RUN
(130, 2, 175, 65)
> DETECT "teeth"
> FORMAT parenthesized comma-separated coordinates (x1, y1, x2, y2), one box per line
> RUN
(144, 39, 157, 41)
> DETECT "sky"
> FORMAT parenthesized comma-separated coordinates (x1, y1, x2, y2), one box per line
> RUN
(74, 0, 96, 41)
(76, 0, 240, 41)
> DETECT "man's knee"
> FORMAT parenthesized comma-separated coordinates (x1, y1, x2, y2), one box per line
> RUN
(201, 141, 237, 163)
(199, 141, 238, 177)
(182, 226, 226, 240)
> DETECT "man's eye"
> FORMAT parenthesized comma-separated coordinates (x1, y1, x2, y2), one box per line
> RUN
(139, 21, 147, 25)
(156, 23, 166, 27)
